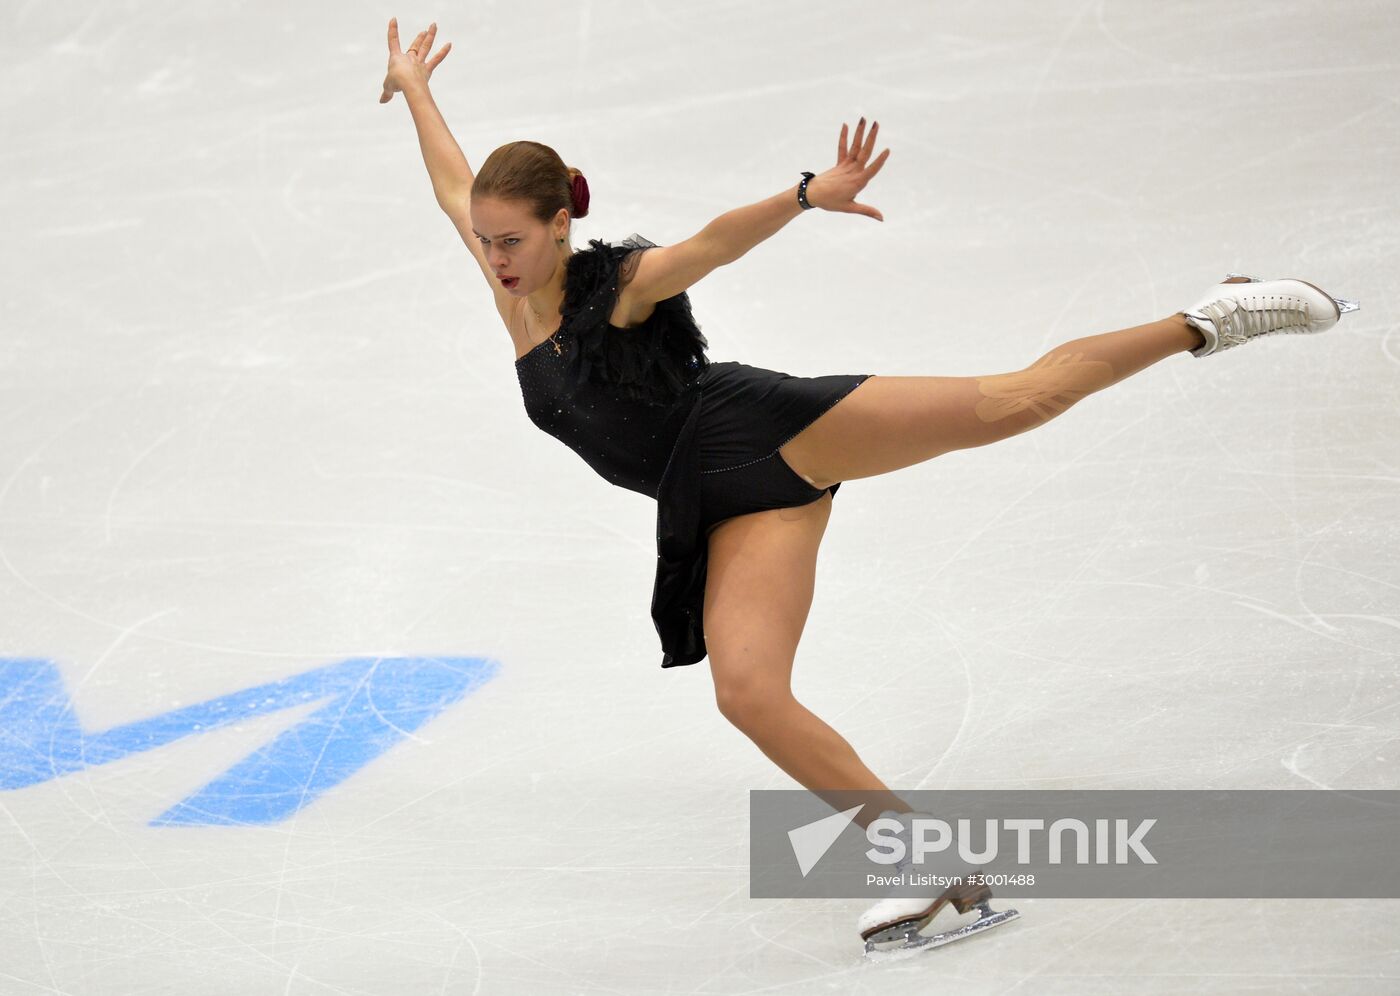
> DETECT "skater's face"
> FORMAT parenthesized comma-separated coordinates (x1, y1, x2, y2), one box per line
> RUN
(470, 196, 570, 296)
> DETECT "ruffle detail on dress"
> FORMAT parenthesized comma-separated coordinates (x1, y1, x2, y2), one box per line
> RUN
(560, 234, 712, 408)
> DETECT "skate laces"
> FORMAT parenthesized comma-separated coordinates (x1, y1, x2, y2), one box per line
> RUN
(1199, 294, 1311, 348)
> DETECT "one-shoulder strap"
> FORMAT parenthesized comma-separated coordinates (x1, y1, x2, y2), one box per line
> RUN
(617, 241, 651, 290)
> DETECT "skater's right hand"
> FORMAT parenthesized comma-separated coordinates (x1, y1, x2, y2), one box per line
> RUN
(804, 117, 890, 222)
(380, 17, 451, 104)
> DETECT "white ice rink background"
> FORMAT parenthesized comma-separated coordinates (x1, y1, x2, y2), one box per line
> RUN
(2, 0, 1398, 992)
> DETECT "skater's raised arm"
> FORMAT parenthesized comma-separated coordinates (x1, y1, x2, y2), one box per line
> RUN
(381, 17, 511, 303)
(700, 117, 891, 266)
(624, 118, 891, 310)
(380, 17, 474, 211)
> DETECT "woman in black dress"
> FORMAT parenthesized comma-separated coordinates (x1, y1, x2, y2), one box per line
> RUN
(381, 19, 1357, 953)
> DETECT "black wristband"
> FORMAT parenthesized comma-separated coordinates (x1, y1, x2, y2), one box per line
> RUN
(797, 171, 817, 210)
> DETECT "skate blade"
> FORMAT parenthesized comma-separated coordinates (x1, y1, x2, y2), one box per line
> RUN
(1333, 296, 1360, 313)
(1224, 271, 1262, 282)
(862, 902, 1020, 961)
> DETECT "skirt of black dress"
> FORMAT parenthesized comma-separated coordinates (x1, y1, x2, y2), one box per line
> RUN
(651, 360, 875, 669)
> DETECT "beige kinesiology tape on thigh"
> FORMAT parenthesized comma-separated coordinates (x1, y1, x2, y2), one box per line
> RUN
(973, 352, 1115, 424)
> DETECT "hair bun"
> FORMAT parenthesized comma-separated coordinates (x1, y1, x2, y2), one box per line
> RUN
(570, 171, 590, 220)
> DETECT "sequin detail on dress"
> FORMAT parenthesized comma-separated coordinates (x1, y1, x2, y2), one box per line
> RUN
(515, 234, 706, 498)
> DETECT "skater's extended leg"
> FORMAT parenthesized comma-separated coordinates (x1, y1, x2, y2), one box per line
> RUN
(704, 494, 909, 829)
(778, 313, 1206, 489)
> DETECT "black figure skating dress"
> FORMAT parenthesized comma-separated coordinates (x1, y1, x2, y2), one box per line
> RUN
(515, 234, 873, 668)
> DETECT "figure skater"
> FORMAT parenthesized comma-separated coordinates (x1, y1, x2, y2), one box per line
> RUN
(380, 18, 1358, 956)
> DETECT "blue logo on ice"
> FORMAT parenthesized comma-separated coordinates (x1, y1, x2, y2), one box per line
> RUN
(0, 656, 499, 826)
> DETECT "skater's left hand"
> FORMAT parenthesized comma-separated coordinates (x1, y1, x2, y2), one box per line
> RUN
(805, 117, 890, 222)
(380, 18, 451, 104)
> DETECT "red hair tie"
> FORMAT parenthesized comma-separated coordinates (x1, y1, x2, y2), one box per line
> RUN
(570, 173, 590, 217)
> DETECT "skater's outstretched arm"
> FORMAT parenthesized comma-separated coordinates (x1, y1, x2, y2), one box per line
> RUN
(381, 17, 508, 305)
(625, 118, 891, 310)
(699, 117, 890, 266)
(380, 17, 474, 211)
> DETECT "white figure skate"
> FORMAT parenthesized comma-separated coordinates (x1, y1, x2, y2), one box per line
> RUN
(1183, 274, 1359, 358)
(857, 810, 1020, 960)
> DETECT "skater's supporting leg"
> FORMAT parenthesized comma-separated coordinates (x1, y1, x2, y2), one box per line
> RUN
(726, 692, 910, 830)
(779, 314, 1205, 488)
(704, 493, 911, 830)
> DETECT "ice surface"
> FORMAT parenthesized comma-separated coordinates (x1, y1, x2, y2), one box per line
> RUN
(2, 0, 1398, 992)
